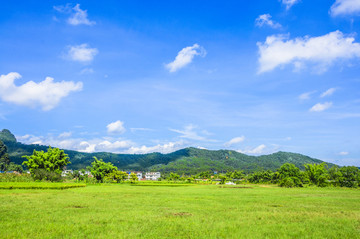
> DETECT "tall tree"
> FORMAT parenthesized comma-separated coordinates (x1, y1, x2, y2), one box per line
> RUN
(0, 140, 10, 171)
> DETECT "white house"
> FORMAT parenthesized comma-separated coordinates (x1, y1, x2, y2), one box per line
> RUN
(61, 170, 73, 177)
(145, 172, 161, 181)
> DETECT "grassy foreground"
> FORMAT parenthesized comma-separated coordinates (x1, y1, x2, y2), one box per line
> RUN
(0, 184, 359, 239)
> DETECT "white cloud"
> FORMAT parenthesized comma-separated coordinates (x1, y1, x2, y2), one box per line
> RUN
(80, 68, 94, 75)
(170, 124, 210, 141)
(66, 44, 98, 63)
(130, 128, 154, 133)
(339, 151, 349, 155)
(0, 72, 83, 111)
(320, 88, 337, 98)
(330, 0, 360, 16)
(166, 44, 206, 72)
(124, 141, 184, 154)
(107, 120, 126, 134)
(59, 132, 72, 138)
(257, 31, 360, 74)
(224, 136, 245, 147)
(255, 14, 282, 29)
(54, 4, 95, 26)
(281, 0, 301, 10)
(299, 91, 316, 100)
(96, 140, 133, 151)
(309, 102, 333, 112)
(238, 144, 266, 154)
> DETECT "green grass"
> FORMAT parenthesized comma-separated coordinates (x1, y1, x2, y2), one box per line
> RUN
(0, 183, 359, 238)
(0, 182, 86, 190)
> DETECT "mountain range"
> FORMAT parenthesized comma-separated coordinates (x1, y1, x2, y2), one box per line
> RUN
(0, 129, 336, 173)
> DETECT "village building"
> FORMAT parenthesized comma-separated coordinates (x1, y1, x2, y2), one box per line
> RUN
(145, 172, 161, 181)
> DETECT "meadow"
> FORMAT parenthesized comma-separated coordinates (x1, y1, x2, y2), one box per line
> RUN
(1, 183, 359, 238)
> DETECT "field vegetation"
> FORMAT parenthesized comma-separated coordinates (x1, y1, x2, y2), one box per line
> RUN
(1, 183, 359, 238)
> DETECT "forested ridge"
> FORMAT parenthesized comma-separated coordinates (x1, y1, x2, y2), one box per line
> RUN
(0, 129, 336, 173)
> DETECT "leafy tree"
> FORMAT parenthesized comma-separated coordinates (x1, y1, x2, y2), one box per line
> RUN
(7, 162, 23, 173)
(338, 166, 360, 188)
(88, 157, 117, 182)
(0, 140, 10, 171)
(304, 163, 329, 187)
(219, 175, 227, 184)
(22, 147, 70, 181)
(105, 170, 128, 183)
(168, 172, 180, 181)
(129, 172, 138, 183)
(277, 163, 303, 187)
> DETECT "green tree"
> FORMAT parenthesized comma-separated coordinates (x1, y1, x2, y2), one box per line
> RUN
(105, 170, 128, 183)
(338, 166, 360, 188)
(219, 175, 227, 184)
(304, 163, 329, 187)
(277, 163, 303, 187)
(129, 172, 138, 183)
(22, 147, 70, 181)
(169, 172, 180, 182)
(0, 140, 10, 171)
(88, 157, 117, 182)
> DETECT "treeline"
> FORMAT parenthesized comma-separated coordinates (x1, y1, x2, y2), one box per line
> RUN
(157, 163, 360, 188)
(246, 163, 360, 188)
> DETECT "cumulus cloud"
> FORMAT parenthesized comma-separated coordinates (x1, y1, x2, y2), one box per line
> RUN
(299, 91, 316, 100)
(124, 141, 184, 154)
(330, 0, 360, 16)
(255, 14, 282, 29)
(170, 124, 210, 141)
(107, 120, 126, 134)
(66, 44, 98, 63)
(320, 88, 337, 98)
(54, 4, 95, 26)
(0, 72, 83, 111)
(166, 44, 206, 72)
(281, 0, 301, 10)
(96, 140, 133, 151)
(16, 133, 134, 154)
(257, 30, 360, 74)
(224, 136, 245, 147)
(309, 102, 333, 112)
(238, 144, 266, 154)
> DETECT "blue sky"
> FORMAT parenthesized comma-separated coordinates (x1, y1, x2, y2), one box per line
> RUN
(1, 0, 360, 166)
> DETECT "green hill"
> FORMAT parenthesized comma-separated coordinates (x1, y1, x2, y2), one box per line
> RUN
(0, 129, 336, 173)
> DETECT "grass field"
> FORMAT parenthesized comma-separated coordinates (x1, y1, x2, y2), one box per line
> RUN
(1, 183, 359, 238)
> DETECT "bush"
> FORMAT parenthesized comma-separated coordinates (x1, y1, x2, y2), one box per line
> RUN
(31, 169, 62, 182)
(279, 177, 303, 188)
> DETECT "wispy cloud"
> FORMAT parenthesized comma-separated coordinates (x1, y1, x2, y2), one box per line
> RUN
(255, 14, 282, 29)
(54, 4, 95, 26)
(330, 0, 360, 17)
(0, 72, 82, 111)
(299, 91, 316, 100)
(257, 31, 360, 74)
(166, 44, 206, 72)
(224, 136, 245, 147)
(339, 151, 349, 155)
(320, 88, 336, 98)
(170, 124, 211, 141)
(309, 102, 333, 112)
(66, 44, 98, 63)
(281, 0, 301, 10)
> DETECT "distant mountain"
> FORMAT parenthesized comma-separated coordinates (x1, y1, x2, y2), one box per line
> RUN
(0, 129, 336, 173)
